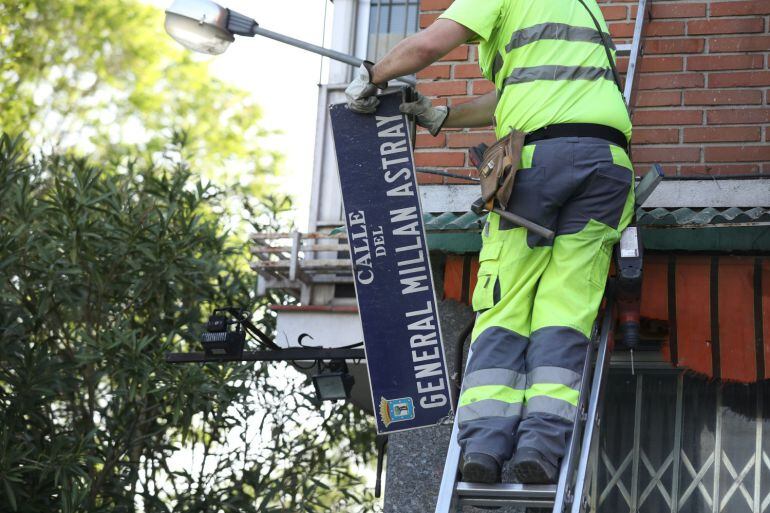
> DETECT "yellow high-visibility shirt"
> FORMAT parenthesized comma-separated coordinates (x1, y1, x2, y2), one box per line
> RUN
(440, 0, 632, 140)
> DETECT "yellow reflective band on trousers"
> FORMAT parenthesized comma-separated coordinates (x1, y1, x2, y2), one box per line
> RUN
(459, 385, 525, 408)
(439, 0, 631, 140)
(525, 383, 580, 407)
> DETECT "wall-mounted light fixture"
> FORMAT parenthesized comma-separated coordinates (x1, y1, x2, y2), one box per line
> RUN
(312, 360, 355, 402)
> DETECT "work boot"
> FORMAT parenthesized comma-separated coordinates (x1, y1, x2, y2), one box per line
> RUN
(512, 447, 558, 484)
(461, 452, 502, 484)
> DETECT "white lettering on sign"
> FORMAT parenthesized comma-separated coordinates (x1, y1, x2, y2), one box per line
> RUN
(405, 301, 448, 409)
(380, 139, 407, 156)
(391, 225, 427, 295)
(375, 115, 430, 296)
(348, 210, 374, 285)
(384, 167, 411, 183)
(371, 226, 386, 258)
(376, 115, 405, 136)
(376, 116, 414, 198)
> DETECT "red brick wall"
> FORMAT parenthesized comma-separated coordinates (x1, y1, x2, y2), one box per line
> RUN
(415, 0, 770, 182)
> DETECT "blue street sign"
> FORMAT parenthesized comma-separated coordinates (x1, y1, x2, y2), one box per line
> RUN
(329, 91, 454, 433)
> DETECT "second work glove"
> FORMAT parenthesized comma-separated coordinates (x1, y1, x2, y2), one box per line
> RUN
(399, 93, 449, 136)
(345, 61, 388, 114)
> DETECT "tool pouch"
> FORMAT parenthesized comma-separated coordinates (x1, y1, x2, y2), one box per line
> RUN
(478, 128, 527, 211)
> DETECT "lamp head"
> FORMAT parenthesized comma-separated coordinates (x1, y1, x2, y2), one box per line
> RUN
(164, 0, 235, 55)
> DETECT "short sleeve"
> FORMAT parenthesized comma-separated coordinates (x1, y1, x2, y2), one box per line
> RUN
(439, 0, 503, 43)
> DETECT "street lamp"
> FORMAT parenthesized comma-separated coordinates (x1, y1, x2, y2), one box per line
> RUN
(165, 0, 240, 54)
(164, 0, 416, 86)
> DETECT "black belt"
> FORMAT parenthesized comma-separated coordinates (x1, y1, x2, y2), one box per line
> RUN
(524, 123, 628, 153)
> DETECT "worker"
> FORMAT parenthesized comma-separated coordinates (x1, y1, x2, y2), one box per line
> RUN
(346, 0, 633, 485)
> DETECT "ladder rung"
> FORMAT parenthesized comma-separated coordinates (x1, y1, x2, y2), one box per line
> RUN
(616, 43, 632, 56)
(463, 498, 556, 509)
(456, 482, 556, 508)
(462, 498, 555, 509)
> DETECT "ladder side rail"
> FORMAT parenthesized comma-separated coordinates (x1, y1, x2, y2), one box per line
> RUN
(623, 0, 650, 111)
(570, 284, 617, 513)
(434, 418, 462, 513)
(552, 335, 596, 513)
(435, 347, 474, 513)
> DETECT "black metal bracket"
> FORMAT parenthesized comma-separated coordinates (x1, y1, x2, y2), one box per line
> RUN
(165, 348, 366, 364)
(226, 9, 257, 36)
(375, 434, 389, 498)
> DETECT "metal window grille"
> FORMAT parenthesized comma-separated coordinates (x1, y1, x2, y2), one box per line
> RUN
(367, 0, 420, 62)
(596, 371, 770, 513)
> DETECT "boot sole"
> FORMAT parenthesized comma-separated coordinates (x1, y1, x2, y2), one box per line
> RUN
(461, 461, 500, 485)
(512, 460, 557, 485)
(462, 467, 502, 512)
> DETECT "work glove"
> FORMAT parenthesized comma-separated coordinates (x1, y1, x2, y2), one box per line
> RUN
(345, 61, 388, 114)
(399, 93, 449, 136)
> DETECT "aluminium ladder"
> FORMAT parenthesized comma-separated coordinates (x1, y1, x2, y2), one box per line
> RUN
(435, 281, 615, 512)
(434, 1, 653, 511)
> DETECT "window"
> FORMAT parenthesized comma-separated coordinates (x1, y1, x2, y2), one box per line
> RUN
(366, 0, 420, 62)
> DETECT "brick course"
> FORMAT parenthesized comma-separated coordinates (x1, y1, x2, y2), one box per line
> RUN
(414, 0, 770, 180)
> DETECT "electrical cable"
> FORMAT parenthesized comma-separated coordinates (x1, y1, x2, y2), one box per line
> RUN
(661, 174, 767, 181)
(330, 340, 364, 349)
(224, 308, 282, 351)
(453, 317, 475, 401)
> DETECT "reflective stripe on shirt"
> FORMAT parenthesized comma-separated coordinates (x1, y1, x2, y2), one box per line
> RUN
(505, 22, 615, 52)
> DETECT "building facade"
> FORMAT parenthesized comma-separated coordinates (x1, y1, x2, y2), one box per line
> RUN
(252, 1, 770, 511)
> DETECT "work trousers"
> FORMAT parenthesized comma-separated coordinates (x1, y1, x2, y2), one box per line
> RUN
(457, 137, 635, 468)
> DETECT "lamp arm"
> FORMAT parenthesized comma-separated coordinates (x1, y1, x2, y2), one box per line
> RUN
(243, 23, 417, 87)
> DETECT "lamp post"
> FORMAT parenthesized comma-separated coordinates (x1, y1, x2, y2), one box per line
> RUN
(164, 0, 417, 86)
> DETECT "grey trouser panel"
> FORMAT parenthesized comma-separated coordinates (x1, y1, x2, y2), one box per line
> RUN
(457, 137, 635, 467)
(457, 326, 528, 463)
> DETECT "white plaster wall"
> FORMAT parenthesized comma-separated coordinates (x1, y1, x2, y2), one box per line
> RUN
(274, 310, 364, 349)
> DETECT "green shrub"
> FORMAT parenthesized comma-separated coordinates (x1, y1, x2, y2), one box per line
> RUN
(0, 134, 377, 513)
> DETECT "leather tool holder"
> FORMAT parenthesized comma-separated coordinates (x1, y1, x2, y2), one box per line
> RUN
(478, 129, 527, 211)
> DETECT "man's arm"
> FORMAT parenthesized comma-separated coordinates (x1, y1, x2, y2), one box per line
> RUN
(345, 17, 492, 130)
(399, 90, 496, 135)
(444, 92, 497, 128)
(369, 19, 474, 85)
(373, 19, 495, 130)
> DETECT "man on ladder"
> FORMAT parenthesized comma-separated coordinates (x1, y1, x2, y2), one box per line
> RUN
(346, 0, 633, 485)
